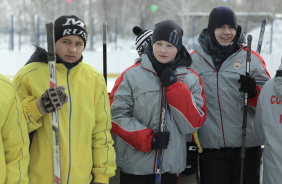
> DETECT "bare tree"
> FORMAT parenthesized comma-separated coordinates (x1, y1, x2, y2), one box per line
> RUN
(1, 0, 282, 49)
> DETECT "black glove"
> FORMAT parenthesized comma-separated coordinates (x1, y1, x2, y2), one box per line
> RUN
(238, 75, 257, 98)
(151, 131, 170, 150)
(160, 67, 177, 87)
(36, 86, 68, 115)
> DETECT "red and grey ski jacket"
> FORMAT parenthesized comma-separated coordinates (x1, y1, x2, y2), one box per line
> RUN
(191, 27, 270, 149)
(254, 76, 282, 184)
(110, 53, 207, 175)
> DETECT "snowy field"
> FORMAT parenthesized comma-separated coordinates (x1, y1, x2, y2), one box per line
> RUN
(1, 19, 282, 93)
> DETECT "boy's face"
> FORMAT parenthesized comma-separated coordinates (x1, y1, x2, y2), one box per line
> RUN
(55, 35, 84, 63)
(153, 40, 178, 64)
(214, 24, 236, 46)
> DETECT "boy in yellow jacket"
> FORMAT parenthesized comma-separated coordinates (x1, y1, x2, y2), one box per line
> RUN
(0, 74, 29, 183)
(13, 15, 116, 184)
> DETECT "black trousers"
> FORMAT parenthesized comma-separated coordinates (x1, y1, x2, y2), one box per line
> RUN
(120, 170, 177, 184)
(200, 146, 262, 184)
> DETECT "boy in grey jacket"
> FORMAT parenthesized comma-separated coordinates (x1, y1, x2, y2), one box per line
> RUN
(110, 20, 207, 184)
(190, 6, 270, 184)
(254, 61, 282, 184)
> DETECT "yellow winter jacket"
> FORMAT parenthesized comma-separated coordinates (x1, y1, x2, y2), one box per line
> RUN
(13, 59, 116, 184)
(0, 74, 29, 184)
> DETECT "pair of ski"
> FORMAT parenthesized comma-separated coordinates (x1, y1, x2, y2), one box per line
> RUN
(45, 21, 108, 184)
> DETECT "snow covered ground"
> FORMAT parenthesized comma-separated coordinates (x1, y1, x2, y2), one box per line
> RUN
(1, 19, 282, 92)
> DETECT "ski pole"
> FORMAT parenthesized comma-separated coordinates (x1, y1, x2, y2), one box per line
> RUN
(240, 35, 252, 184)
(45, 21, 62, 184)
(155, 87, 167, 184)
(256, 19, 267, 54)
(102, 21, 107, 85)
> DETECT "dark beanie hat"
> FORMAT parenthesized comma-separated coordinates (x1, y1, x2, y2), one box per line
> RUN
(133, 26, 153, 56)
(151, 20, 183, 51)
(208, 7, 237, 43)
(54, 15, 88, 47)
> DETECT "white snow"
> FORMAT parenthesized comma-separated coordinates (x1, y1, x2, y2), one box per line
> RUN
(1, 19, 282, 92)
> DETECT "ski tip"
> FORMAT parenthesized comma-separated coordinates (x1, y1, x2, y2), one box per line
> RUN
(102, 21, 107, 28)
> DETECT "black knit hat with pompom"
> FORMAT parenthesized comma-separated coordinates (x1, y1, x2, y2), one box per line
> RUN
(133, 26, 153, 56)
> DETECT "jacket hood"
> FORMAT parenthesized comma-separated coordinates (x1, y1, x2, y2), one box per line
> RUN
(173, 45, 193, 69)
(198, 25, 246, 54)
(25, 46, 48, 65)
(25, 45, 82, 69)
(197, 25, 246, 71)
(144, 43, 192, 74)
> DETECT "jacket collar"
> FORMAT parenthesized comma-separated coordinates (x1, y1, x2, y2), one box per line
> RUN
(198, 25, 246, 56)
(25, 45, 83, 69)
(142, 43, 192, 76)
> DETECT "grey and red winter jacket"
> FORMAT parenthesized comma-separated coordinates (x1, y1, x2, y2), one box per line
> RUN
(191, 27, 270, 149)
(254, 76, 282, 184)
(110, 54, 207, 175)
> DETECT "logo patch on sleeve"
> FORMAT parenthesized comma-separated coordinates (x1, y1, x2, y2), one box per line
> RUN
(234, 60, 243, 69)
(178, 77, 185, 83)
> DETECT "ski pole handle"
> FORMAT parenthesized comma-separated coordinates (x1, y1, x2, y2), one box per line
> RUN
(102, 21, 107, 84)
(246, 35, 252, 76)
(102, 22, 107, 41)
(46, 22, 57, 89)
(46, 22, 57, 88)
(46, 22, 56, 63)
